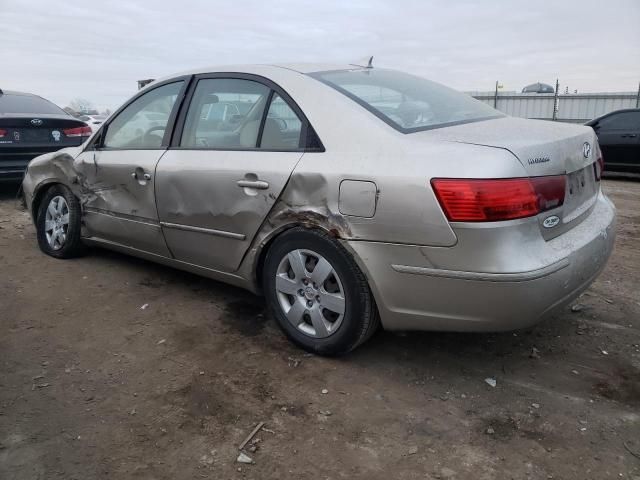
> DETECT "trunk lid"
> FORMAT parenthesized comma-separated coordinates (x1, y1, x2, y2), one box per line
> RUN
(423, 116, 600, 238)
(0, 113, 89, 148)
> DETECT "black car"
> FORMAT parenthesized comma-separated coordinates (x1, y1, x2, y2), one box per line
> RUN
(586, 108, 640, 173)
(0, 89, 91, 181)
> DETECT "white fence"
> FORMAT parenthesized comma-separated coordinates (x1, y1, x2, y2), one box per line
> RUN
(469, 91, 639, 123)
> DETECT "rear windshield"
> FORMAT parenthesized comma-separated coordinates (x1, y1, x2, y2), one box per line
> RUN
(0, 93, 66, 115)
(310, 69, 503, 133)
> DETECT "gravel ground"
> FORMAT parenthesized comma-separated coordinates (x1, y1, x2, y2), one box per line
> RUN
(1, 179, 639, 480)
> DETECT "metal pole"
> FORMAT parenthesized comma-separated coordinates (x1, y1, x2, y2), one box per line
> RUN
(552, 78, 560, 121)
(494, 81, 499, 109)
(636, 81, 640, 108)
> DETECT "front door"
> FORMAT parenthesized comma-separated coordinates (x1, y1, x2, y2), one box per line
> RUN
(595, 110, 640, 170)
(155, 76, 308, 272)
(76, 80, 186, 255)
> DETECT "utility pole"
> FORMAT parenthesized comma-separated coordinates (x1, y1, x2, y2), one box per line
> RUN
(494, 81, 502, 109)
(636, 81, 640, 108)
(552, 78, 560, 121)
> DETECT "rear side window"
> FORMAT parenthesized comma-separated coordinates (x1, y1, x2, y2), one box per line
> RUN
(262, 94, 303, 149)
(180, 78, 271, 149)
(598, 111, 640, 130)
(0, 93, 66, 115)
(311, 69, 503, 133)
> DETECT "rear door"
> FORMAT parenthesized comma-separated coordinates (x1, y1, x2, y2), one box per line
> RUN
(155, 74, 317, 272)
(593, 111, 640, 170)
(75, 80, 188, 255)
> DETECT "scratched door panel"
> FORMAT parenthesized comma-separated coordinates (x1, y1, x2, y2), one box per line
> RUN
(75, 149, 171, 256)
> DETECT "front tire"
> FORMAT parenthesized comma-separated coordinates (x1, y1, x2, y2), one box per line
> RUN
(263, 227, 378, 355)
(36, 184, 85, 259)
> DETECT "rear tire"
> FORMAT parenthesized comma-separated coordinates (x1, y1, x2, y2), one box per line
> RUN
(263, 227, 379, 355)
(36, 184, 85, 259)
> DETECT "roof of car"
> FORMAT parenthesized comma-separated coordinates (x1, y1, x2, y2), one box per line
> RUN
(0, 89, 38, 97)
(164, 63, 362, 79)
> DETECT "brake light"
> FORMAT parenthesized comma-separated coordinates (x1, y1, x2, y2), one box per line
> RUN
(431, 176, 566, 222)
(0, 128, 6, 137)
(63, 125, 92, 137)
(593, 149, 604, 182)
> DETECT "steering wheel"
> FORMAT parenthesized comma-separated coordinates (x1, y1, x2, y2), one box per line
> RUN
(142, 126, 166, 145)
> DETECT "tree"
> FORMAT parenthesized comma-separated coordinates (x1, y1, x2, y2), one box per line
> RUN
(68, 98, 95, 114)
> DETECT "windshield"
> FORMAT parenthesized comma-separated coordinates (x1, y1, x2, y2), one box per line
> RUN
(311, 69, 503, 133)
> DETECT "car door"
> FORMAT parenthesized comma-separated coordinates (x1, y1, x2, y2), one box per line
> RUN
(75, 79, 188, 255)
(155, 74, 321, 272)
(593, 111, 640, 169)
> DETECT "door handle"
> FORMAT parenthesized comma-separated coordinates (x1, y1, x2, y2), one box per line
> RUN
(237, 180, 269, 190)
(132, 171, 152, 181)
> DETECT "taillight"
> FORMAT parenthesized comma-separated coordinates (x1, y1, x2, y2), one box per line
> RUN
(431, 176, 566, 222)
(0, 128, 6, 138)
(63, 125, 92, 137)
(593, 155, 604, 182)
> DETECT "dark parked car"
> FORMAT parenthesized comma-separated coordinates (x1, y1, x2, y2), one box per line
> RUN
(586, 109, 640, 173)
(0, 89, 91, 181)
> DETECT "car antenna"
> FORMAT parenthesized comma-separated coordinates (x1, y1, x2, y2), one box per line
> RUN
(349, 56, 374, 69)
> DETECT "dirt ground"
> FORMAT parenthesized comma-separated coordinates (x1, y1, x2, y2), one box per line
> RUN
(0, 179, 639, 480)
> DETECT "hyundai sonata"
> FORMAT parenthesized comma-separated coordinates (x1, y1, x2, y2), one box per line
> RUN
(22, 63, 616, 355)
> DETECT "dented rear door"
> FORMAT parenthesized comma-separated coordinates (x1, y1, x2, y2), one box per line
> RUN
(155, 150, 303, 272)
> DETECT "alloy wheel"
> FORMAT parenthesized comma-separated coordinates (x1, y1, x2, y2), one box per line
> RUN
(275, 249, 346, 338)
(44, 195, 69, 250)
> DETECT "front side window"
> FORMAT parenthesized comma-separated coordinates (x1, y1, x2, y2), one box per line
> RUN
(311, 69, 503, 133)
(103, 81, 183, 149)
(180, 78, 270, 149)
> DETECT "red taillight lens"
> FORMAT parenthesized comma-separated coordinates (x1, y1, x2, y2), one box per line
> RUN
(594, 155, 604, 181)
(0, 128, 6, 138)
(63, 125, 92, 137)
(431, 176, 566, 222)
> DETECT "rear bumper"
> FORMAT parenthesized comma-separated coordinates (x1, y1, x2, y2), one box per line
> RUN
(1, 144, 81, 180)
(346, 191, 616, 331)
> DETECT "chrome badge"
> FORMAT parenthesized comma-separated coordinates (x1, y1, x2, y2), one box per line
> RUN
(543, 215, 560, 228)
(583, 142, 591, 159)
(30, 118, 43, 126)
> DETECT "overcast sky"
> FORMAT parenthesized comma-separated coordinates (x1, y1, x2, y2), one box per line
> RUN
(1, 0, 639, 111)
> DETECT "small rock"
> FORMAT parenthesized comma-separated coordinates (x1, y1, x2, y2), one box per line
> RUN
(199, 371, 205, 375)
(157, 339, 166, 345)
(571, 304, 584, 313)
(484, 377, 497, 388)
(319, 410, 332, 416)
(601, 350, 608, 355)
(236, 452, 253, 464)
(486, 427, 495, 435)
(408, 446, 418, 455)
(571, 369, 579, 375)
(130, 408, 136, 415)
(321, 389, 329, 394)
(529, 347, 540, 359)
(531, 403, 540, 409)
(140, 303, 149, 310)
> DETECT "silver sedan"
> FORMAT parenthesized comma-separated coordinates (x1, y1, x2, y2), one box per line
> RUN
(22, 63, 616, 355)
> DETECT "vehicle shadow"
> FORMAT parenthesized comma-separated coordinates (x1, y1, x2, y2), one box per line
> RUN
(0, 181, 22, 201)
(88, 241, 574, 382)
